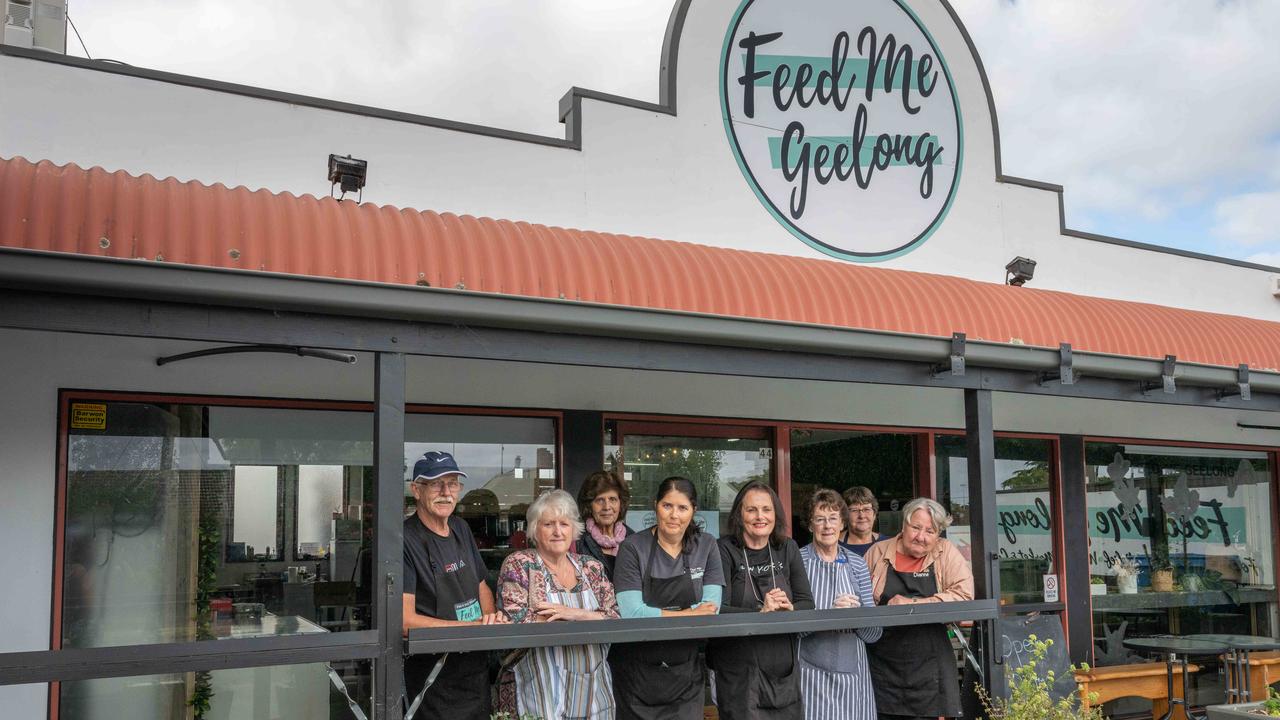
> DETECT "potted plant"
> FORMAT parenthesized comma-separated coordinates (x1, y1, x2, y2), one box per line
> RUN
(1090, 576, 1108, 596)
(1206, 686, 1280, 718)
(977, 634, 1103, 720)
(1150, 546, 1175, 592)
(1115, 558, 1139, 595)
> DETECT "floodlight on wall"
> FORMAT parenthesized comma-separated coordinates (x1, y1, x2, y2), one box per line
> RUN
(1005, 256, 1036, 286)
(328, 154, 368, 202)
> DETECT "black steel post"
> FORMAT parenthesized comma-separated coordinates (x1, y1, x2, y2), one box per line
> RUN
(1058, 435, 1094, 665)
(374, 352, 406, 718)
(561, 410, 604, 500)
(964, 389, 1004, 699)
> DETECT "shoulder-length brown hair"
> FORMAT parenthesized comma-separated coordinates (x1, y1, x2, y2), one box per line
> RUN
(577, 469, 631, 523)
(727, 480, 788, 547)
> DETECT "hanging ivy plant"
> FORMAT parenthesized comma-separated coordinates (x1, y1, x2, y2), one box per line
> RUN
(189, 483, 222, 719)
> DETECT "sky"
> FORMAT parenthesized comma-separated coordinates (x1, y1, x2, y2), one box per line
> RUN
(62, 0, 1280, 267)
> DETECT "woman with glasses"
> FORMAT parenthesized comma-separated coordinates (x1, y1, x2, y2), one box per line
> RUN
(839, 486, 888, 557)
(401, 451, 506, 720)
(798, 489, 880, 720)
(863, 497, 973, 720)
(575, 470, 635, 580)
(709, 480, 814, 720)
(497, 489, 619, 719)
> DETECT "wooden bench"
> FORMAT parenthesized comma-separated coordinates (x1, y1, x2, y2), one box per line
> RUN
(1225, 649, 1280, 700)
(1075, 662, 1199, 720)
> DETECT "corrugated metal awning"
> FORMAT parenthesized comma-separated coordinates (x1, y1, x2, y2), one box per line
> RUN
(1, 155, 1277, 371)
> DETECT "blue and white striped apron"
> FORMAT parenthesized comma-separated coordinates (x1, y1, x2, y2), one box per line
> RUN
(515, 555, 615, 719)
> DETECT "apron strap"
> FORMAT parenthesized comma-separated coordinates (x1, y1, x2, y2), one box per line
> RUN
(326, 664, 370, 720)
(404, 653, 449, 720)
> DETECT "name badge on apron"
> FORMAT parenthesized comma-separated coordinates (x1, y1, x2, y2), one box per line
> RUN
(453, 598, 482, 622)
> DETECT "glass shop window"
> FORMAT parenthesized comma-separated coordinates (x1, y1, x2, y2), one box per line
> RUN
(403, 412, 558, 577)
(60, 399, 374, 660)
(787, 428, 916, 547)
(1085, 443, 1274, 708)
(602, 421, 773, 538)
(937, 436, 1057, 606)
(57, 659, 371, 720)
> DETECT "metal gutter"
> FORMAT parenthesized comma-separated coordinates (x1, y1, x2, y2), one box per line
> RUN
(1, 247, 1277, 394)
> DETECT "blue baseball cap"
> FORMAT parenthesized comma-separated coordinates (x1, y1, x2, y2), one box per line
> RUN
(412, 451, 467, 481)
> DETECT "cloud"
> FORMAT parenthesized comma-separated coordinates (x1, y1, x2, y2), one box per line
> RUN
(1212, 191, 1280, 247)
(951, 0, 1280, 245)
(1245, 251, 1280, 268)
(66, 0, 673, 135)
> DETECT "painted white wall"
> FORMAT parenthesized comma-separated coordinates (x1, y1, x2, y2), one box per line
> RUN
(1, 0, 1277, 321)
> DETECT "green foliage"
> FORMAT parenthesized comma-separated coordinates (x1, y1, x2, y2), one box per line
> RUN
(1263, 687, 1280, 716)
(489, 713, 543, 720)
(188, 482, 222, 719)
(1003, 461, 1050, 490)
(1089, 576, 1105, 585)
(977, 635, 1103, 720)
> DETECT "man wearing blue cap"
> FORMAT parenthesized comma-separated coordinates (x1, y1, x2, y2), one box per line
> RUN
(402, 451, 504, 719)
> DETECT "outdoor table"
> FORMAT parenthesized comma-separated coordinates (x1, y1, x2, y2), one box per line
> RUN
(1186, 633, 1280, 703)
(1123, 636, 1229, 720)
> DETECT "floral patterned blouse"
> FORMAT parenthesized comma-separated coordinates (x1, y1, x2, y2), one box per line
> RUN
(498, 549, 620, 622)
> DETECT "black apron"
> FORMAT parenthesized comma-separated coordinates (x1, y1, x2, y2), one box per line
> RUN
(404, 531, 491, 720)
(868, 561, 961, 719)
(709, 542, 803, 720)
(611, 533, 705, 720)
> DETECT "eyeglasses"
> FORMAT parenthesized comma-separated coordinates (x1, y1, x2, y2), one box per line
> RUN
(811, 516, 843, 527)
(849, 506, 876, 516)
(905, 521, 939, 537)
(415, 478, 463, 493)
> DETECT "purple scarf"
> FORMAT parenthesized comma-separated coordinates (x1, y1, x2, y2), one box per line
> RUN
(586, 518, 626, 556)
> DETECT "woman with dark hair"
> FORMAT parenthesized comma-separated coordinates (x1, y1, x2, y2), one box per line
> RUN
(839, 486, 889, 557)
(709, 480, 814, 720)
(610, 476, 726, 720)
(575, 469, 635, 579)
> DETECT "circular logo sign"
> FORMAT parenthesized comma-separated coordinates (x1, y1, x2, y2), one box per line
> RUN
(720, 0, 963, 262)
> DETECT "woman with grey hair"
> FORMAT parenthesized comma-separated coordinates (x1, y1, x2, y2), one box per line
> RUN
(863, 497, 973, 720)
(498, 489, 619, 719)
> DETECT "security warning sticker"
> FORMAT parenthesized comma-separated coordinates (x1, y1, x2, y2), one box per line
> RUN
(70, 403, 107, 430)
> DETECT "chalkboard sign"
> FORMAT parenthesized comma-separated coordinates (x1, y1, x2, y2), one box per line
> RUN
(996, 613, 1075, 701)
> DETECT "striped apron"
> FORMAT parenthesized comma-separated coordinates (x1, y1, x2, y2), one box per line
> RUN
(515, 555, 615, 719)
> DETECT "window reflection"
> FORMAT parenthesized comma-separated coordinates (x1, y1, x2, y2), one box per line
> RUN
(604, 423, 772, 538)
(1085, 443, 1274, 709)
(57, 659, 371, 720)
(61, 399, 374, 655)
(403, 413, 558, 576)
(937, 436, 1055, 605)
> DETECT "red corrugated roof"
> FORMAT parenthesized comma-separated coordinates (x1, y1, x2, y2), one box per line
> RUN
(2, 155, 1278, 370)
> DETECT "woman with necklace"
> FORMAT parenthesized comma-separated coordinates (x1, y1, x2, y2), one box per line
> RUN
(798, 489, 881, 720)
(575, 470, 635, 580)
(497, 489, 619, 719)
(611, 476, 725, 720)
(709, 481, 814, 720)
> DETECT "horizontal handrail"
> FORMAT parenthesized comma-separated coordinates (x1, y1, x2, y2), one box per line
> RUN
(0, 631, 379, 685)
(406, 599, 998, 654)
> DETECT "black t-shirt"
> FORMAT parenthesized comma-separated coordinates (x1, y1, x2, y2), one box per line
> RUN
(402, 514, 488, 618)
(718, 537, 815, 613)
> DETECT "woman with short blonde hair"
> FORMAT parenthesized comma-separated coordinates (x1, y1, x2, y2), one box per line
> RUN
(498, 489, 618, 718)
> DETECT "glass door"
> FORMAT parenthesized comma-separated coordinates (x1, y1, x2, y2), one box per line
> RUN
(604, 421, 773, 538)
